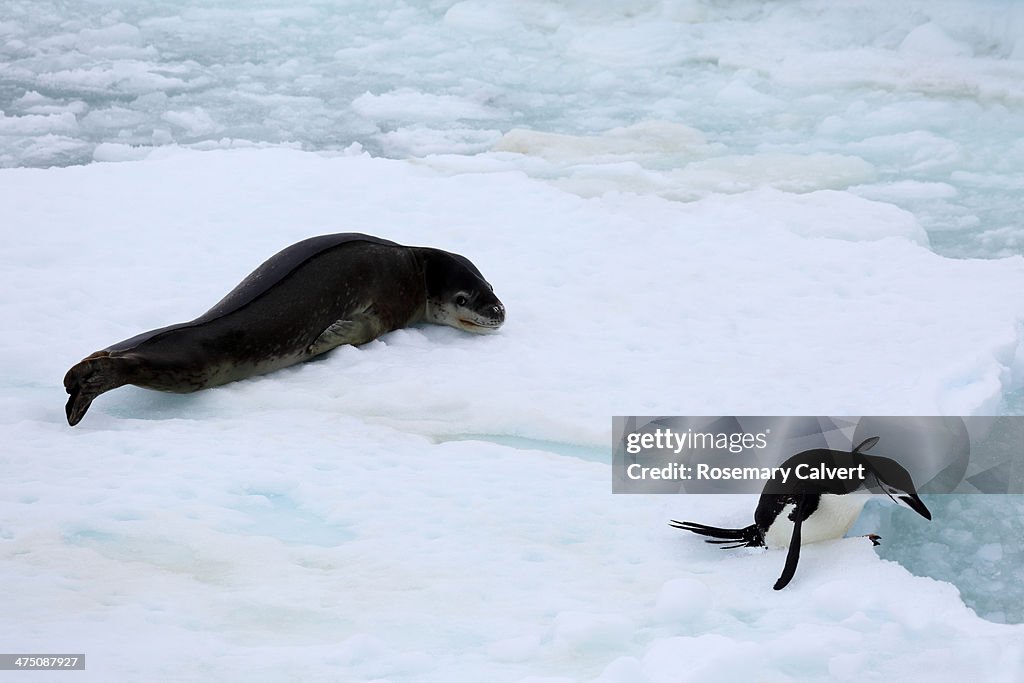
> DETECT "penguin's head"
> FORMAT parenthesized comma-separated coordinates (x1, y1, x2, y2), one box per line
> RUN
(859, 453, 932, 520)
(850, 436, 931, 519)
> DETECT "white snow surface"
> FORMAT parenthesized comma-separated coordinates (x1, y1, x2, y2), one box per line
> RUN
(2, 148, 1024, 681)
(3, 0, 1024, 680)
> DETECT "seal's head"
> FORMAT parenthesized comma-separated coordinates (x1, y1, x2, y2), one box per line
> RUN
(421, 248, 505, 333)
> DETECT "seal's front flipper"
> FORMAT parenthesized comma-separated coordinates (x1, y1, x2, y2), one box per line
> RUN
(63, 352, 131, 426)
(307, 312, 384, 356)
(773, 496, 810, 591)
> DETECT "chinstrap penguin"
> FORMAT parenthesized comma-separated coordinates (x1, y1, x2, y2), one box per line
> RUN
(670, 437, 932, 590)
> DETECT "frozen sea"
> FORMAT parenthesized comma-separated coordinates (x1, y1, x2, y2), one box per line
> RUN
(2, 1, 1024, 681)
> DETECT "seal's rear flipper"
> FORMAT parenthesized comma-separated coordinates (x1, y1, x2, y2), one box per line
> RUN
(63, 352, 130, 426)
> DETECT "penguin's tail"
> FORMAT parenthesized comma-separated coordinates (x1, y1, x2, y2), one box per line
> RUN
(63, 351, 133, 426)
(669, 520, 764, 549)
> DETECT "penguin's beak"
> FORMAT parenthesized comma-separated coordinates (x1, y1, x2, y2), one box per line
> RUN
(898, 494, 932, 520)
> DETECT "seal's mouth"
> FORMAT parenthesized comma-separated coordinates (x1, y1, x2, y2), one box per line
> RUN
(459, 318, 503, 333)
(458, 301, 504, 333)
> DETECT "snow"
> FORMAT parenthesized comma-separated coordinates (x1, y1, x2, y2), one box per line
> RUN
(2, 147, 1024, 681)
(1, 0, 1024, 681)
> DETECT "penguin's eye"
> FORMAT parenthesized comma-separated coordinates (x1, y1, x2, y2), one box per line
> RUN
(456, 295, 468, 307)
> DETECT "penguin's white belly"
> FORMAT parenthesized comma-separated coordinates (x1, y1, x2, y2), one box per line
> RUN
(763, 493, 871, 549)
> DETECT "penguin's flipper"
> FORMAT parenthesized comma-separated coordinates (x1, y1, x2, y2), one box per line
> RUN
(773, 496, 810, 590)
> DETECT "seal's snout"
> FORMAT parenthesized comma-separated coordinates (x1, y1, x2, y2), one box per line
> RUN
(482, 301, 505, 330)
(457, 300, 505, 334)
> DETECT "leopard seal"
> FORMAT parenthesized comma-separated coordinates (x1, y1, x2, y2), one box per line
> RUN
(64, 233, 505, 426)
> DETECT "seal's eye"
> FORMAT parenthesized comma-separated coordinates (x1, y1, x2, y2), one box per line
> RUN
(456, 295, 467, 307)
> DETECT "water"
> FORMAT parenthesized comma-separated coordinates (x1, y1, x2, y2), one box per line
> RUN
(3, 1, 1024, 258)
(854, 494, 1024, 624)
(436, 433, 608, 463)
